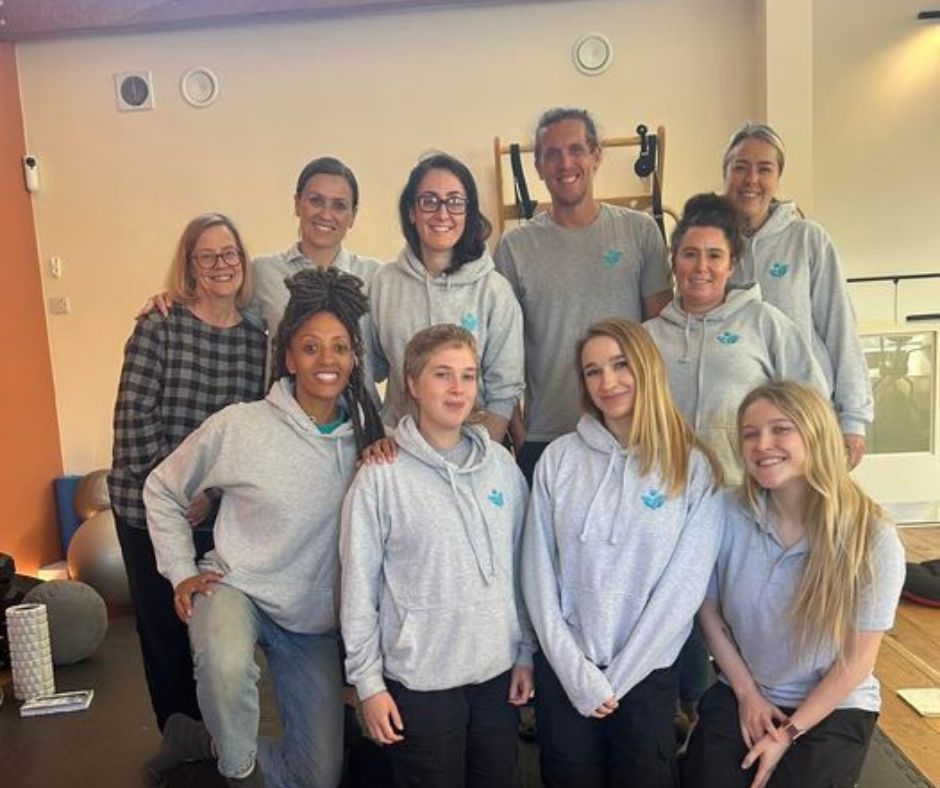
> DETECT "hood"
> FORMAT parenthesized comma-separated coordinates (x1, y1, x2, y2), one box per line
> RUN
(658, 281, 763, 328)
(751, 200, 800, 241)
(574, 414, 653, 545)
(394, 246, 495, 287)
(267, 376, 355, 440)
(394, 414, 501, 584)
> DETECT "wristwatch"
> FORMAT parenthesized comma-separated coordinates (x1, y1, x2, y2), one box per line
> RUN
(781, 718, 805, 744)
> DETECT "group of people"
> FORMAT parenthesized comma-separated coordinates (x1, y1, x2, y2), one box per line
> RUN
(106, 106, 903, 788)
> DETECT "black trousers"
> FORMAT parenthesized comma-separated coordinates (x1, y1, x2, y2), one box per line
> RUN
(384, 670, 520, 788)
(114, 515, 213, 731)
(515, 441, 550, 487)
(534, 652, 678, 788)
(682, 681, 878, 788)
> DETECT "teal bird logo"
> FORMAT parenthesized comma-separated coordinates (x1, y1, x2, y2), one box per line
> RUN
(460, 312, 479, 332)
(641, 489, 666, 510)
(716, 332, 740, 345)
(769, 262, 789, 278)
(602, 249, 625, 268)
(487, 489, 505, 508)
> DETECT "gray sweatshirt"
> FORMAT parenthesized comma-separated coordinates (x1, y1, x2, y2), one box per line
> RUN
(494, 204, 671, 442)
(644, 283, 828, 482)
(145, 377, 358, 634)
(729, 201, 873, 436)
(368, 247, 524, 426)
(522, 414, 724, 717)
(340, 416, 535, 700)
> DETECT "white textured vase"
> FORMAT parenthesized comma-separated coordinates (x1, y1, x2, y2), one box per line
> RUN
(6, 603, 56, 701)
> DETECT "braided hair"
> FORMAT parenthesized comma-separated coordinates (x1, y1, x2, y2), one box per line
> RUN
(272, 267, 384, 453)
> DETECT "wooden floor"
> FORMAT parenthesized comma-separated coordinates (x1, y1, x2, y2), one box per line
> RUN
(876, 525, 940, 786)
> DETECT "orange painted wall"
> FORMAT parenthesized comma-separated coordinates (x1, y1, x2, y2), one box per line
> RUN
(0, 43, 64, 574)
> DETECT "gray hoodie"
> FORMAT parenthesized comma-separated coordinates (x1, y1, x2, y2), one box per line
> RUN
(729, 201, 873, 436)
(340, 416, 534, 700)
(522, 414, 724, 717)
(368, 247, 524, 426)
(644, 283, 828, 482)
(145, 377, 358, 634)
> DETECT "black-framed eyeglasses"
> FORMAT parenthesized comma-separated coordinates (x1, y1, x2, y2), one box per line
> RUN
(192, 248, 242, 269)
(415, 192, 469, 215)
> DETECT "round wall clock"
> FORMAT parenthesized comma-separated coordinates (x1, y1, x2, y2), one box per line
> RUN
(115, 71, 154, 111)
(181, 67, 220, 108)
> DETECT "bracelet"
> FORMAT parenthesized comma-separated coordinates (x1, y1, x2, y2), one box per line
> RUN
(781, 718, 804, 744)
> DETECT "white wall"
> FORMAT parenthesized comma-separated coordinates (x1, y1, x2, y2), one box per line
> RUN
(813, 0, 940, 276)
(17, 0, 757, 472)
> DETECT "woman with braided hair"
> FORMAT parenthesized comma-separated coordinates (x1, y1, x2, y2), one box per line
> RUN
(143, 267, 386, 788)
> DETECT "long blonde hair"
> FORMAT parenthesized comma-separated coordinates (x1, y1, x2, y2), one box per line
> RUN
(737, 381, 888, 661)
(576, 318, 723, 497)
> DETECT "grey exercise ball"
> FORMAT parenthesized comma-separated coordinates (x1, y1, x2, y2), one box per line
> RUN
(73, 469, 112, 522)
(24, 580, 108, 665)
(66, 509, 131, 607)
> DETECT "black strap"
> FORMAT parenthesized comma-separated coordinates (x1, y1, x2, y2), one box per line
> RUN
(648, 135, 666, 241)
(509, 143, 537, 220)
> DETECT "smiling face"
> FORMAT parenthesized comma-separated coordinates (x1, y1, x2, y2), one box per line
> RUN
(294, 173, 357, 261)
(407, 344, 478, 444)
(191, 224, 244, 304)
(581, 335, 636, 433)
(408, 168, 467, 263)
(673, 225, 734, 315)
(285, 311, 354, 420)
(723, 137, 781, 230)
(740, 397, 808, 495)
(535, 117, 602, 210)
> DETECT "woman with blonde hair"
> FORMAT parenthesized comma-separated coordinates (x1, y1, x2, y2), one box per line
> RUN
(110, 213, 267, 733)
(683, 380, 905, 788)
(722, 122, 872, 468)
(522, 317, 724, 788)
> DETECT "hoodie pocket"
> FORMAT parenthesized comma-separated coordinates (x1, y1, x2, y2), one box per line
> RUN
(387, 596, 520, 687)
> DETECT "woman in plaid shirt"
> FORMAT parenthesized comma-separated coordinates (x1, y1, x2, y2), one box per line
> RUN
(109, 213, 267, 733)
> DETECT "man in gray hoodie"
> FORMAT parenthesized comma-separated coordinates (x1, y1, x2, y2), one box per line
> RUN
(494, 107, 672, 482)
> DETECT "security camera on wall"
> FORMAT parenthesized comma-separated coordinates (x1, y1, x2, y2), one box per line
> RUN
(22, 154, 40, 193)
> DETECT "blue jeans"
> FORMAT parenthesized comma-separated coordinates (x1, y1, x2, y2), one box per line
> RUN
(189, 584, 344, 788)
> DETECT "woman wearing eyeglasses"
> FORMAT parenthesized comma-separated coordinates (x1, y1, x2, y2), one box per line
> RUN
(109, 213, 267, 733)
(368, 153, 524, 442)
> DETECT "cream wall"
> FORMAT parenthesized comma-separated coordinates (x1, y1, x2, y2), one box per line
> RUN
(18, 0, 757, 473)
(813, 0, 940, 274)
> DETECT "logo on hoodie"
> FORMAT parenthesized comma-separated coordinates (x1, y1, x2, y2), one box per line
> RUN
(769, 261, 789, 278)
(602, 249, 625, 268)
(487, 489, 505, 508)
(641, 489, 666, 510)
(716, 331, 740, 345)
(460, 312, 479, 332)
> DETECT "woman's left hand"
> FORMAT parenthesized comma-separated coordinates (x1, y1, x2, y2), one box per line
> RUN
(359, 437, 398, 466)
(844, 433, 865, 469)
(186, 492, 212, 527)
(507, 665, 534, 706)
(742, 731, 790, 788)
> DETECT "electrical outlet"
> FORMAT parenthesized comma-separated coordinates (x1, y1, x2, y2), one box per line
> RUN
(50, 257, 63, 278)
(48, 296, 71, 315)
